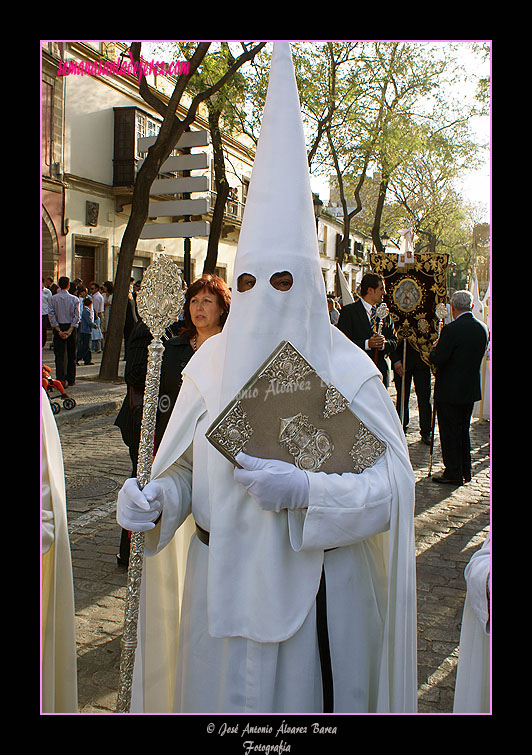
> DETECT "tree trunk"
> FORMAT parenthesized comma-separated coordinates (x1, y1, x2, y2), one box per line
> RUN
(99, 141, 177, 380)
(371, 172, 390, 255)
(203, 105, 230, 275)
(98, 42, 266, 380)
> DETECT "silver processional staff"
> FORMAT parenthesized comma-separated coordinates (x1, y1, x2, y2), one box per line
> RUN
(428, 302, 449, 477)
(372, 302, 389, 364)
(116, 255, 185, 713)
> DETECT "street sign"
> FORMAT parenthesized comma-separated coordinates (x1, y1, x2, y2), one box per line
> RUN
(148, 198, 209, 217)
(137, 152, 209, 173)
(139, 128, 211, 243)
(137, 129, 210, 154)
(150, 176, 208, 195)
(140, 221, 210, 240)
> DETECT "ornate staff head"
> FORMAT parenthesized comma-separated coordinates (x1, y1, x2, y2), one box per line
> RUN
(375, 302, 389, 334)
(435, 302, 447, 335)
(136, 254, 185, 338)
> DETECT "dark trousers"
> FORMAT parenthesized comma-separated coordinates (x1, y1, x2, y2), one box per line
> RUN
(53, 324, 77, 384)
(393, 363, 432, 436)
(76, 332, 92, 364)
(42, 315, 50, 347)
(436, 401, 474, 481)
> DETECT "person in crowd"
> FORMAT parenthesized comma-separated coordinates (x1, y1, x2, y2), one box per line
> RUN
(76, 286, 89, 309)
(42, 278, 52, 347)
(47, 276, 81, 387)
(114, 274, 230, 567)
(101, 281, 113, 345)
(69, 278, 82, 295)
(89, 281, 105, 328)
(429, 290, 489, 485)
(155, 274, 231, 447)
(336, 272, 397, 387)
(327, 295, 339, 325)
(123, 287, 138, 361)
(75, 296, 96, 366)
(91, 310, 103, 354)
(132, 279, 142, 319)
(45, 276, 58, 294)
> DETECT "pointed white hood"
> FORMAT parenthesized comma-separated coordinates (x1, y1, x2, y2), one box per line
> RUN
(218, 41, 335, 408)
(187, 42, 376, 414)
(154, 42, 381, 643)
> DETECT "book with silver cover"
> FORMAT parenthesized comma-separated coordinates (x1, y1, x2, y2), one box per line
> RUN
(205, 341, 386, 474)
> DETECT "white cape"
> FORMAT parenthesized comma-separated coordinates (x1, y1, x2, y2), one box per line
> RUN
(126, 42, 416, 714)
(130, 327, 417, 713)
(453, 534, 491, 713)
(41, 389, 78, 713)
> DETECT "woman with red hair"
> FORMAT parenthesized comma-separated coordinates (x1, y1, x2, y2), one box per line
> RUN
(115, 274, 230, 566)
(156, 274, 231, 444)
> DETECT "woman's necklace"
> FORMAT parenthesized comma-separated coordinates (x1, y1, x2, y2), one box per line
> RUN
(192, 326, 221, 352)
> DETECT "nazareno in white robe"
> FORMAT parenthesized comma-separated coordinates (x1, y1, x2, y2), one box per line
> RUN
(129, 326, 417, 714)
(127, 42, 417, 714)
(453, 533, 491, 713)
(41, 389, 78, 713)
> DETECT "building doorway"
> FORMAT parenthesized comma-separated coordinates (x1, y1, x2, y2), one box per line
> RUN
(74, 244, 96, 285)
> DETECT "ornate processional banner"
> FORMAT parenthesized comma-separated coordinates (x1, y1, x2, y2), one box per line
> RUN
(369, 252, 449, 366)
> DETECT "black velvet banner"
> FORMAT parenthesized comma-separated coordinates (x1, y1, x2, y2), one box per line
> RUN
(368, 252, 449, 366)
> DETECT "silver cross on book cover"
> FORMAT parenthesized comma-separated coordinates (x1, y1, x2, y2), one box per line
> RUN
(205, 341, 386, 474)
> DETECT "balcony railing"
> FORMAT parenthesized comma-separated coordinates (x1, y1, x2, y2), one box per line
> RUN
(209, 191, 244, 222)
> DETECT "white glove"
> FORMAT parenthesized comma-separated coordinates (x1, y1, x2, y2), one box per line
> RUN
(234, 452, 309, 512)
(116, 477, 164, 532)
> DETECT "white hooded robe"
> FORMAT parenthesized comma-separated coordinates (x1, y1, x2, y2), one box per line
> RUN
(453, 533, 491, 713)
(126, 42, 417, 714)
(42, 389, 78, 713)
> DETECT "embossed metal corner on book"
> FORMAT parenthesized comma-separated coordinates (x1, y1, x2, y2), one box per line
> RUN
(206, 341, 386, 474)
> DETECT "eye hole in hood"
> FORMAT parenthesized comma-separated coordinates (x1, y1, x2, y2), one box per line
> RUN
(270, 271, 293, 291)
(237, 273, 256, 292)
(237, 271, 294, 293)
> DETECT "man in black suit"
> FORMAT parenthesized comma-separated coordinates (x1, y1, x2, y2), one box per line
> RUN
(337, 272, 397, 387)
(429, 290, 489, 485)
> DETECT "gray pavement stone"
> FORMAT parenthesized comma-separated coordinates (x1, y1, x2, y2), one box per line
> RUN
(52, 359, 490, 715)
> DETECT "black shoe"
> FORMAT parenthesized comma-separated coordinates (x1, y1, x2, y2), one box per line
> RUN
(421, 435, 431, 445)
(432, 473, 462, 485)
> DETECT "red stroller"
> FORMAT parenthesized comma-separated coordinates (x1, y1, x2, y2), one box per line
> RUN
(42, 364, 76, 414)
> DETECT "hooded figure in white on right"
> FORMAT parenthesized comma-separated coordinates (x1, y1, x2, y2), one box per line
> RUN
(117, 41, 417, 713)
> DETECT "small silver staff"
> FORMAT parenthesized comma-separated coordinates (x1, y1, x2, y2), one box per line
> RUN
(116, 255, 185, 713)
(395, 317, 413, 429)
(372, 302, 389, 363)
(428, 302, 448, 477)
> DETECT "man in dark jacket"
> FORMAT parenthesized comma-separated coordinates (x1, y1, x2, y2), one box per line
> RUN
(337, 272, 397, 387)
(429, 290, 489, 485)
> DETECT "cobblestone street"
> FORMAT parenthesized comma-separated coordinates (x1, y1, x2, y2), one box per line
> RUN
(51, 352, 490, 715)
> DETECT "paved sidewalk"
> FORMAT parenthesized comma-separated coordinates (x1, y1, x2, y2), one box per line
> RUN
(42, 344, 125, 424)
(48, 344, 490, 715)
